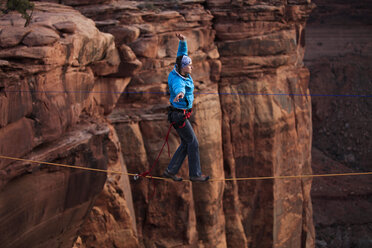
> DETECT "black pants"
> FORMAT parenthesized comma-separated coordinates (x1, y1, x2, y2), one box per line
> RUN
(167, 108, 202, 177)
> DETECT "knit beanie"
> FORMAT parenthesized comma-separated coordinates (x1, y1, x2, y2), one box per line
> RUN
(181, 55, 192, 68)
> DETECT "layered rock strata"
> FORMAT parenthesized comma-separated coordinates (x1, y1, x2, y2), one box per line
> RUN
(305, 0, 372, 247)
(0, 2, 137, 248)
(311, 148, 372, 248)
(305, 0, 372, 172)
(1, 0, 317, 247)
(68, 0, 315, 247)
(208, 1, 315, 247)
(74, 125, 139, 248)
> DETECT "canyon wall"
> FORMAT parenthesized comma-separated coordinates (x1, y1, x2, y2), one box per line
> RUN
(1, 1, 316, 247)
(0, 2, 138, 248)
(305, 0, 372, 171)
(73, 0, 315, 247)
(305, 0, 372, 247)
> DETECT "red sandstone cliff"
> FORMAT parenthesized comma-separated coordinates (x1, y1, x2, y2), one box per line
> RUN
(76, 0, 314, 247)
(1, 1, 316, 248)
(0, 2, 137, 247)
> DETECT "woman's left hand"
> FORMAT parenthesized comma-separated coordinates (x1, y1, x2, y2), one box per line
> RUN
(173, 92, 184, 102)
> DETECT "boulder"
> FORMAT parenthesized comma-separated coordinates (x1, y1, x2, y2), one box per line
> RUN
(22, 27, 60, 46)
(0, 27, 31, 48)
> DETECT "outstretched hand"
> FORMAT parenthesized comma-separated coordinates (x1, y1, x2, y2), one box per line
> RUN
(176, 33, 185, 41)
(173, 92, 184, 102)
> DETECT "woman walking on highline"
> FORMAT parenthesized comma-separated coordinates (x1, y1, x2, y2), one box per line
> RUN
(163, 33, 209, 182)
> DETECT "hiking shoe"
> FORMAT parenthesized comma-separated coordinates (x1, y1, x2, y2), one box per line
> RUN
(163, 170, 183, 181)
(190, 175, 210, 182)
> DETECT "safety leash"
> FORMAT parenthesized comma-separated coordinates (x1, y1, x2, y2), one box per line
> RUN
(135, 123, 173, 179)
(133, 123, 173, 198)
(134, 109, 192, 198)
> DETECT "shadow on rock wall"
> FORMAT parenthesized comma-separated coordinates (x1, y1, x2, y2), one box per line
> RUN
(1, 0, 317, 248)
(305, 0, 372, 247)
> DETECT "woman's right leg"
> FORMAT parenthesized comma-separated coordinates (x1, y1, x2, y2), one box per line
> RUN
(166, 110, 205, 180)
(167, 140, 187, 174)
(175, 120, 202, 177)
(166, 110, 187, 175)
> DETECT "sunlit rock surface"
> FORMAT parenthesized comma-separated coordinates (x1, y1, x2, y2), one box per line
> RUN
(72, 0, 315, 247)
(0, 2, 135, 248)
(0, 0, 317, 247)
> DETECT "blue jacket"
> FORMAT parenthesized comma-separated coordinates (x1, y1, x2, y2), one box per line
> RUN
(168, 40, 194, 109)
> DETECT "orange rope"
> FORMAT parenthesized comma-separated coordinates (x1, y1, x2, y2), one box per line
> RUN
(1, 154, 371, 182)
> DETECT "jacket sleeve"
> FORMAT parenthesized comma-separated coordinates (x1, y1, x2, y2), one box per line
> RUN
(172, 77, 186, 95)
(177, 40, 188, 57)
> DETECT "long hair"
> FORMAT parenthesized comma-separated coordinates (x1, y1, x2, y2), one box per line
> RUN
(175, 55, 184, 73)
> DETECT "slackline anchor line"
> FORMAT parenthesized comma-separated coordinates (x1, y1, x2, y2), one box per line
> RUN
(1, 155, 372, 183)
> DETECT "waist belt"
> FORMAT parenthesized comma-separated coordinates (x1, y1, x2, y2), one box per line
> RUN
(168, 105, 192, 113)
(168, 105, 193, 128)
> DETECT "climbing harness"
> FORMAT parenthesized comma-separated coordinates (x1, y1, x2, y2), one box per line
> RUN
(176, 108, 192, 128)
(132, 107, 193, 197)
(134, 107, 193, 180)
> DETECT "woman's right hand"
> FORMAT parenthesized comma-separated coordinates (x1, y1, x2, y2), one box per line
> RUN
(176, 33, 185, 41)
(173, 92, 184, 102)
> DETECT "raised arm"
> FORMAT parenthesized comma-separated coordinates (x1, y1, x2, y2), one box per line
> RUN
(176, 33, 188, 57)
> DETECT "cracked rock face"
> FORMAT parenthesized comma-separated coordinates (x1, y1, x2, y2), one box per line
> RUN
(0, 2, 134, 248)
(1, 0, 316, 248)
(305, 0, 372, 247)
(68, 0, 315, 247)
